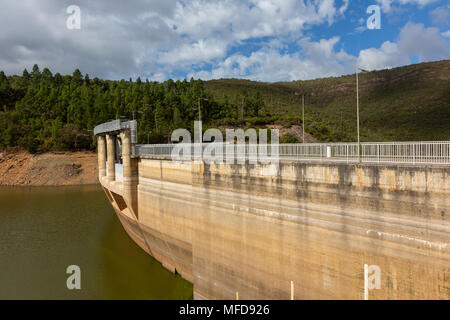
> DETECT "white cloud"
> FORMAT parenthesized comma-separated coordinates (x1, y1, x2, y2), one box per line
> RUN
(190, 21, 450, 82)
(358, 22, 450, 70)
(376, 0, 439, 13)
(339, 0, 350, 15)
(358, 42, 408, 70)
(0, 0, 179, 79)
(353, 26, 366, 34)
(430, 6, 450, 25)
(0, 0, 352, 80)
(161, 0, 350, 63)
(188, 36, 356, 81)
(442, 30, 450, 37)
(159, 39, 228, 65)
(0, 1, 448, 82)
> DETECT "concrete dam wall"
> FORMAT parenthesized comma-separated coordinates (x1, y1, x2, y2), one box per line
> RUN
(94, 121, 449, 299)
(102, 157, 449, 299)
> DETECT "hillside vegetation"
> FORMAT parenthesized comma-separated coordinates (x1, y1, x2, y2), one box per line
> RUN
(0, 60, 448, 153)
(205, 60, 450, 142)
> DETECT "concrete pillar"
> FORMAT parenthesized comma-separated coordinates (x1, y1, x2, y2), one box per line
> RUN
(97, 136, 106, 179)
(106, 134, 116, 181)
(120, 129, 139, 217)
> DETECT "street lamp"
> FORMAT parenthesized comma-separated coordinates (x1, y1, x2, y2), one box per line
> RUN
(356, 67, 369, 162)
(295, 92, 305, 143)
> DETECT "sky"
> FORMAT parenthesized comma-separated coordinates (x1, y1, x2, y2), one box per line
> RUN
(0, 0, 449, 82)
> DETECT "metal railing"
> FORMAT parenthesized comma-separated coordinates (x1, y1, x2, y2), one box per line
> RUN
(134, 141, 450, 165)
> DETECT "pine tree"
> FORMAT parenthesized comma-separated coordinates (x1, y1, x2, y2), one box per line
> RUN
(0, 71, 11, 107)
(0, 65, 235, 151)
(31, 64, 40, 77)
(18, 69, 30, 93)
(41, 68, 53, 80)
(72, 69, 83, 87)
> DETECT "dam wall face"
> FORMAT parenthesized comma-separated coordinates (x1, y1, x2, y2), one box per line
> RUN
(122, 159, 450, 300)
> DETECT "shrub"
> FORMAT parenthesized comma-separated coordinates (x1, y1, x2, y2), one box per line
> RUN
(280, 133, 301, 144)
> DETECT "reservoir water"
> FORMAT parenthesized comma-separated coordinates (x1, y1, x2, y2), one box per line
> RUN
(0, 185, 193, 299)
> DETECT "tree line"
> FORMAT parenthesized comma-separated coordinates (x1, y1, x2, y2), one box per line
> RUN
(0, 65, 265, 152)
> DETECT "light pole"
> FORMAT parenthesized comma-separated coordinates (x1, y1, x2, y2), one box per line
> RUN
(356, 67, 369, 162)
(295, 92, 305, 143)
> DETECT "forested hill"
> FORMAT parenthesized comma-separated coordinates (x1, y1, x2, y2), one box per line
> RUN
(1, 66, 221, 152)
(0, 60, 449, 153)
(205, 60, 450, 143)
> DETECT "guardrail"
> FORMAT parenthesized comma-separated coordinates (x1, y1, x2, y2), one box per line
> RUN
(134, 141, 450, 165)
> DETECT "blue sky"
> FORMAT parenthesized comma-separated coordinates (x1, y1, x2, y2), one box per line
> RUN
(0, 0, 449, 81)
(336, 1, 447, 59)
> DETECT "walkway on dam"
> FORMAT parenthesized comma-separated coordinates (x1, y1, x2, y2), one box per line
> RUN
(134, 142, 450, 165)
(94, 120, 450, 173)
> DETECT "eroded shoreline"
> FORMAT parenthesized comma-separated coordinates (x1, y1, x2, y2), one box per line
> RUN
(0, 150, 98, 186)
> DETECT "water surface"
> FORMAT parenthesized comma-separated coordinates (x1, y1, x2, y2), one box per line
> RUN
(0, 185, 193, 299)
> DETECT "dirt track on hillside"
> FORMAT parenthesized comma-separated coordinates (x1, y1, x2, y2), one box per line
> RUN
(0, 151, 98, 186)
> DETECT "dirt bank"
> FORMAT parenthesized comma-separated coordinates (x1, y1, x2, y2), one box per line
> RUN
(218, 125, 319, 143)
(0, 150, 98, 186)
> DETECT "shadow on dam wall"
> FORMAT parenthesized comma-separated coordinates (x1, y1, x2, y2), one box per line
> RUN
(101, 158, 450, 300)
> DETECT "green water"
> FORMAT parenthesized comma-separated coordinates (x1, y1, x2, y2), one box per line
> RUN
(0, 185, 193, 300)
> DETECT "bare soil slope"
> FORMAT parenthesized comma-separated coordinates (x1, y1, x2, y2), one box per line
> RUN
(0, 151, 98, 186)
